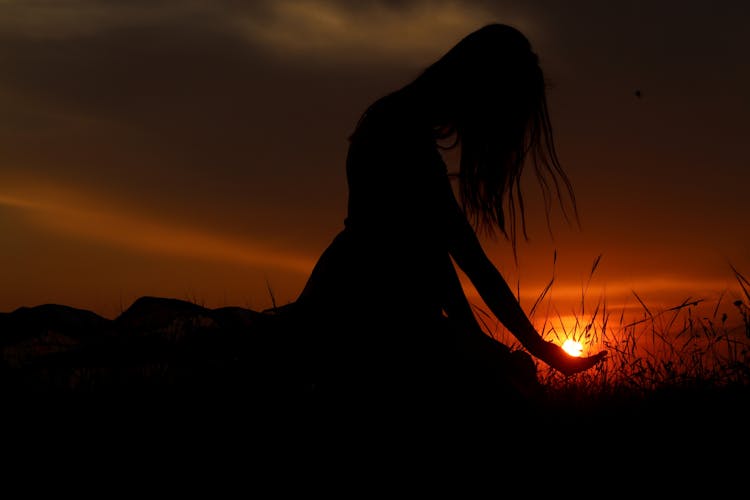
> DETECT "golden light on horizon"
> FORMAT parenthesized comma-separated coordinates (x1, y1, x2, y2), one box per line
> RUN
(562, 339, 583, 357)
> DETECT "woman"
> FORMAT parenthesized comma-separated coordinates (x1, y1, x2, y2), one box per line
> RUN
(288, 23, 606, 403)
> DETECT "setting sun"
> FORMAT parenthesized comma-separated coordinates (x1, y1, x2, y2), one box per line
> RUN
(562, 339, 583, 357)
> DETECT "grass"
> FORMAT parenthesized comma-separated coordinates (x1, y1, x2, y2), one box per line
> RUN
(4, 258, 749, 434)
(5, 266, 749, 465)
(477, 258, 750, 411)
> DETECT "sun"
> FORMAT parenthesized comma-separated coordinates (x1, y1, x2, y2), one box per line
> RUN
(561, 339, 583, 357)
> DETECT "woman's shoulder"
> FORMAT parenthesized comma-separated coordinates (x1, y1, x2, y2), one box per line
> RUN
(350, 91, 430, 144)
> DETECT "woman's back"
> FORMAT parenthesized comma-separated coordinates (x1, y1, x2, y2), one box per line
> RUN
(301, 90, 454, 323)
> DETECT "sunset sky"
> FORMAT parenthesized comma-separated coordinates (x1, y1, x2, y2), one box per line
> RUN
(1, 0, 748, 324)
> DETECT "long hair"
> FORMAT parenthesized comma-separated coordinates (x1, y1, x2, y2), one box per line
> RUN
(413, 24, 578, 254)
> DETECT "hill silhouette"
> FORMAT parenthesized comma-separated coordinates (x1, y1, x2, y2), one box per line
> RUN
(2, 295, 749, 465)
(1, 295, 545, 410)
(1, 296, 305, 398)
(0, 296, 550, 451)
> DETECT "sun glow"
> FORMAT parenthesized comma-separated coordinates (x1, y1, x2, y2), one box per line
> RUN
(561, 339, 583, 357)
(0, 182, 316, 274)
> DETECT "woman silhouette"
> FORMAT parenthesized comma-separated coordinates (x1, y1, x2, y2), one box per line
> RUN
(286, 23, 606, 404)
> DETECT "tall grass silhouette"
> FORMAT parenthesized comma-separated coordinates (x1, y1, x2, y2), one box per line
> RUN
(475, 256, 750, 403)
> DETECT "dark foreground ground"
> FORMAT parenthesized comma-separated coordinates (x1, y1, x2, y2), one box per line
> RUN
(2, 296, 749, 479)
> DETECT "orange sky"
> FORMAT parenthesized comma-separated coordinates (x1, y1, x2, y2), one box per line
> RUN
(1, 0, 748, 324)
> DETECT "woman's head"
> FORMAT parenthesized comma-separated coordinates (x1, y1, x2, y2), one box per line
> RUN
(413, 23, 576, 251)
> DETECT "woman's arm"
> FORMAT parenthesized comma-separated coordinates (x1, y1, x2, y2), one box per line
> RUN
(442, 180, 606, 375)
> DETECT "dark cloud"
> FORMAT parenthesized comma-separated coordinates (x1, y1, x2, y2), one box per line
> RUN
(0, 5, 366, 243)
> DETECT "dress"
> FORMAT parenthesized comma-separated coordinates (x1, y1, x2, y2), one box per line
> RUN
(291, 91, 462, 393)
(299, 92, 454, 318)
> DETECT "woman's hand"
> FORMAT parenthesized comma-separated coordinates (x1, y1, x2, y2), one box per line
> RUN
(534, 340, 607, 376)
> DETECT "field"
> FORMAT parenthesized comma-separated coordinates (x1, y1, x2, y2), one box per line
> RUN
(508, 263, 750, 395)
(2, 266, 749, 458)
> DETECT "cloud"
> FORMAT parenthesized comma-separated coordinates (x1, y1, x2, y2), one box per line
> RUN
(0, 181, 315, 274)
(0, 0, 211, 39)
(225, 0, 522, 66)
(0, 0, 529, 67)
